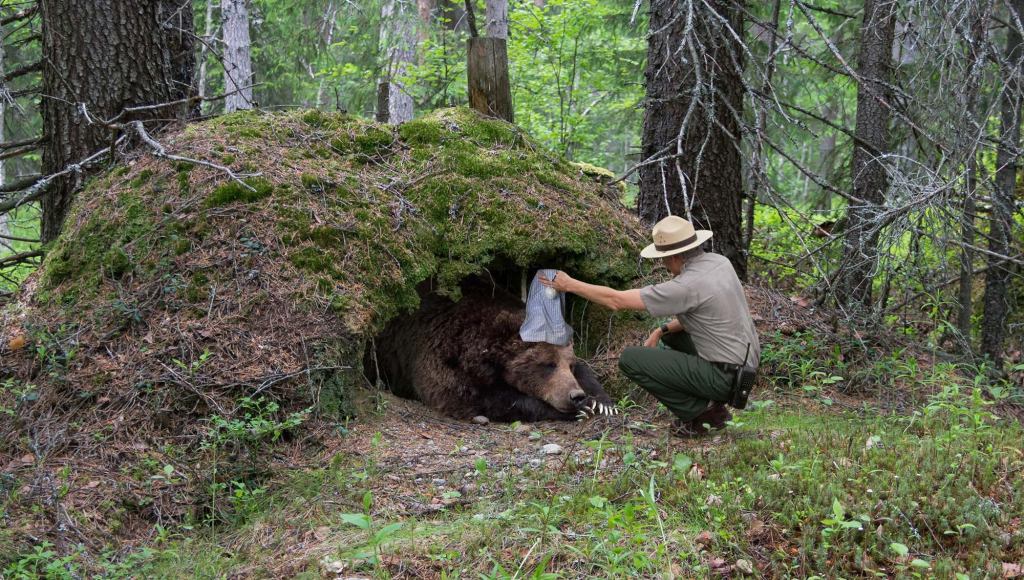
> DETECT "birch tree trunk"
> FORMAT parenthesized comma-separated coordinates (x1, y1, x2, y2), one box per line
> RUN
(377, 0, 417, 124)
(485, 0, 508, 39)
(637, 0, 747, 279)
(835, 0, 896, 309)
(223, 0, 254, 112)
(39, 0, 195, 241)
(981, 0, 1024, 365)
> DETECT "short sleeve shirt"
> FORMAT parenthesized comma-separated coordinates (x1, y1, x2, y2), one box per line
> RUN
(639, 253, 760, 368)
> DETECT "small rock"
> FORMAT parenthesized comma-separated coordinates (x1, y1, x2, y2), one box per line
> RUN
(528, 433, 541, 441)
(688, 464, 705, 481)
(694, 531, 714, 547)
(528, 458, 543, 468)
(472, 415, 489, 425)
(541, 443, 563, 455)
(767, 473, 781, 481)
(432, 478, 446, 486)
(460, 445, 469, 453)
(514, 424, 531, 434)
(735, 559, 754, 575)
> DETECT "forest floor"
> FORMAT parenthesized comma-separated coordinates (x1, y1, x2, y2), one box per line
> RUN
(3, 286, 1023, 578)
(13, 378, 1021, 579)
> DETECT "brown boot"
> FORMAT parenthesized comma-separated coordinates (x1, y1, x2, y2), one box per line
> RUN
(671, 402, 732, 438)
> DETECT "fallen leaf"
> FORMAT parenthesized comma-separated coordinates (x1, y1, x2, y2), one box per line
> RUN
(7, 335, 26, 350)
(694, 531, 714, 548)
(1004, 563, 1023, 578)
(19, 454, 34, 465)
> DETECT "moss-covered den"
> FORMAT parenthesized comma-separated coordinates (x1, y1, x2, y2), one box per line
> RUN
(0, 108, 645, 544)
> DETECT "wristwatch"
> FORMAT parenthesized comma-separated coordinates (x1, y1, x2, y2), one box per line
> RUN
(659, 323, 670, 334)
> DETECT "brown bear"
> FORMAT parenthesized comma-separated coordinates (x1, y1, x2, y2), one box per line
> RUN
(368, 283, 616, 422)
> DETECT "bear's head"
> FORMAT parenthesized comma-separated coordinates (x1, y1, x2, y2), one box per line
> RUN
(503, 342, 586, 413)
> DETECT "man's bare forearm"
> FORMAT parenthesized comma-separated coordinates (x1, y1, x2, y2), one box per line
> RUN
(564, 278, 645, 311)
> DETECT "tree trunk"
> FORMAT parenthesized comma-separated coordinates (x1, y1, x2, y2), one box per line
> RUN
(0, 29, 7, 241)
(418, 0, 436, 42)
(39, 0, 195, 242)
(438, 0, 466, 31)
(467, 37, 514, 122)
(198, 0, 217, 102)
(485, 0, 508, 39)
(223, 0, 254, 112)
(981, 0, 1024, 365)
(377, 0, 417, 124)
(958, 156, 976, 342)
(638, 0, 747, 279)
(835, 0, 896, 309)
(957, 2, 992, 349)
(746, 0, 782, 253)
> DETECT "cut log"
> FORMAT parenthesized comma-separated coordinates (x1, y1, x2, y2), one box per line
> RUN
(467, 37, 513, 123)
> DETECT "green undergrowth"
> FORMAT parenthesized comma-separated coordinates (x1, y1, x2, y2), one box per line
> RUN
(11, 387, 1019, 578)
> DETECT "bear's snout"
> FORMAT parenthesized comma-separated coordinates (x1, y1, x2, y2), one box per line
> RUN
(569, 389, 586, 403)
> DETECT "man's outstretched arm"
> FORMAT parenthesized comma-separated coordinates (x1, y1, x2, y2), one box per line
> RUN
(538, 271, 646, 311)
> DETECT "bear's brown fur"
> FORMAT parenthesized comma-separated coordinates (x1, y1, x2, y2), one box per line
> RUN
(368, 283, 614, 422)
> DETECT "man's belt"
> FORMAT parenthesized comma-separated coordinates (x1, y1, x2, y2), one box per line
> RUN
(709, 360, 757, 410)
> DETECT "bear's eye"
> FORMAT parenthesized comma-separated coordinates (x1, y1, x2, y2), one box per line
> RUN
(542, 362, 557, 369)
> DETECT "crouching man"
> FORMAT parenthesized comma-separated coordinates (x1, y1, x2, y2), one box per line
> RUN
(539, 216, 760, 437)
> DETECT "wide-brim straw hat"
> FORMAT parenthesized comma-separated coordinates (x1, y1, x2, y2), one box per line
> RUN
(640, 215, 713, 259)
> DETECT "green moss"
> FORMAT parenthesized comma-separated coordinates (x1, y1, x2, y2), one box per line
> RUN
(399, 118, 444, 145)
(205, 178, 273, 207)
(301, 174, 334, 194)
(220, 154, 236, 166)
(102, 247, 132, 279)
(289, 247, 338, 277)
(184, 272, 210, 303)
(130, 170, 154, 188)
(354, 127, 394, 157)
(39, 193, 161, 304)
(302, 109, 349, 130)
(174, 238, 191, 256)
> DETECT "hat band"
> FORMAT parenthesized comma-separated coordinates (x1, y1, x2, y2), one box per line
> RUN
(654, 233, 698, 252)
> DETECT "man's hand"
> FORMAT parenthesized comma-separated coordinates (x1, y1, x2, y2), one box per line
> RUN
(538, 270, 574, 293)
(643, 329, 662, 348)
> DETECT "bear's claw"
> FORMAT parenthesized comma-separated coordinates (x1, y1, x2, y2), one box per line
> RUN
(575, 398, 619, 420)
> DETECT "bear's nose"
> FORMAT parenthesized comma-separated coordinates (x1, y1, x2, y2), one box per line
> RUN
(569, 390, 586, 403)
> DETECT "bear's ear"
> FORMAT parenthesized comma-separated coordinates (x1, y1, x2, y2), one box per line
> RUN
(493, 310, 521, 334)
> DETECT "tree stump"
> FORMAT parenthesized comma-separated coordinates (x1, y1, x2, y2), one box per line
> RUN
(467, 37, 514, 123)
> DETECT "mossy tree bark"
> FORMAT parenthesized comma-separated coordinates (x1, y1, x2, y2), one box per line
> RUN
(637, 0, 747, 280)
(39, 0, 195, 242)
(835, 0, 896, 309)
(981, 0, 1024, 365)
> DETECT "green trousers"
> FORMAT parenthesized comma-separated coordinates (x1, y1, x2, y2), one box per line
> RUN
(618, 331, 733, 422)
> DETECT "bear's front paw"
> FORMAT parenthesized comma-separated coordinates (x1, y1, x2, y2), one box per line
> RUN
(575, 397, 619, 420)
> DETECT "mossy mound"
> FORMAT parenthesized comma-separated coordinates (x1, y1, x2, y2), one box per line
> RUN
(0, 107, 645, 545)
